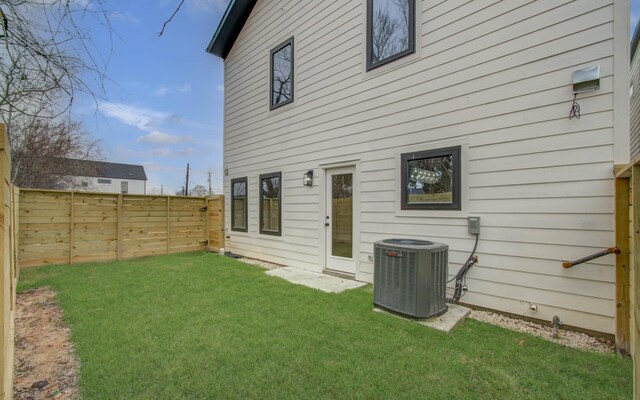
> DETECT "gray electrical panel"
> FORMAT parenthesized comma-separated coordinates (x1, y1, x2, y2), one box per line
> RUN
(468, 217, 481, 235)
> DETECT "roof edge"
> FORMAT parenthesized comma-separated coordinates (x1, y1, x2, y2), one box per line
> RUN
(206, 0, 257, 59)
(206, 0, 235, 54)
(632, 20, 640, 62)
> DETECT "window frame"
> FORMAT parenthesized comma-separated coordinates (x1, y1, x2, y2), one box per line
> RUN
(270, 37, 294, 110)
(366, 0, 416, 71)
(97, 178, 111, 184)
(230, 177, 248, 233)
(400, 146, 461, 211)
(121, 181, 128, 194)
(259, 172, 282, 236)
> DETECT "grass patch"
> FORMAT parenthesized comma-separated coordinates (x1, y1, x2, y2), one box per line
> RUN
(18, 252, 632, 399)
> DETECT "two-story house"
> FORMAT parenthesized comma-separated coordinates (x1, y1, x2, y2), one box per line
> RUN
(207, 0, 630, 336)
(66, 159, 147, 194)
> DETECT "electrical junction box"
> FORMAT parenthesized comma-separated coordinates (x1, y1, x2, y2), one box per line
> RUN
(468, 217, 480, 235)
(572, 65, 600, 94)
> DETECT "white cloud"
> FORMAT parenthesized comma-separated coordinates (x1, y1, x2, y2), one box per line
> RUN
(154, 86, 169, 96)
(111, 11, 141, 24)
(178, 83, 192, 93)
(216, 84, 224, 92)
(137, 131, 191, 145)
(187, 0, 229, 14)
(100, 102, 169, 131)
(149, 147, 196, 157)
(153, 83, 192, 96)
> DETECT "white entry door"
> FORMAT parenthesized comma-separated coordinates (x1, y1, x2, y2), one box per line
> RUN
(325, 167, 356, 275)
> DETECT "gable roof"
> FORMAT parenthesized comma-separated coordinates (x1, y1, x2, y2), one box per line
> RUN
(64, 159, 147, 181)
(206, 0, 257, 59)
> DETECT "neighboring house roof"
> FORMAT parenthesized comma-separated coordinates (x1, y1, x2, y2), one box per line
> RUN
(206, 0, 257, 59)
(65, 159, 147, 181)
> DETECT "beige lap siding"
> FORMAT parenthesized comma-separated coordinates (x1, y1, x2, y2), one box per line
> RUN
(222, 0, 629, 334)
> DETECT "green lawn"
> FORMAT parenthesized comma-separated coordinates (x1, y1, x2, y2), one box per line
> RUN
(18, 252, 632, 399)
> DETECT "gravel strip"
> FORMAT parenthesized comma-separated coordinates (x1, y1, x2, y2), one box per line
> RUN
(469, 309, 615, 353)
(238, 257, 284, 270)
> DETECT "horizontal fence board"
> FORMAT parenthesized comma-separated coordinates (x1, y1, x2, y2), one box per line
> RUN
(18, 189, 224, 267)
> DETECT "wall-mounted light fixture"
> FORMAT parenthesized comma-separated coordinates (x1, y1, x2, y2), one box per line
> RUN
(303, 170, 313, 186)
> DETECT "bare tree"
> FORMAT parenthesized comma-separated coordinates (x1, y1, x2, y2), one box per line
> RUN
(189, 184, 207, 197)
(371, 7, 398, 63)
(10, 115, 102, 189)
(0, 0, 113, 128)
(371, 0, 409, 63)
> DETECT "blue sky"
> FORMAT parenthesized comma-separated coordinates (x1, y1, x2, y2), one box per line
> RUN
(75, 0, 229, 194)
(75, 0, 640, 195)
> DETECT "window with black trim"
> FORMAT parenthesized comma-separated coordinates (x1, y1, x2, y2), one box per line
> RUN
(401, 146, 461, 210)
(270, 38, 294, 109)
(367, 0, 415, 70)
(259, 172, 282, 235)
(231, 177, 248, 232)
(97, 178, 111, 184)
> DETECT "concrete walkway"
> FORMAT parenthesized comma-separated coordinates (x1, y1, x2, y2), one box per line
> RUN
(265, 267, 367, 293)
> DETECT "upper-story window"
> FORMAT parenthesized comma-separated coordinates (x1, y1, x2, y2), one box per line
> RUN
(270, 38, 294, 110)
(366, 0, 415, 70)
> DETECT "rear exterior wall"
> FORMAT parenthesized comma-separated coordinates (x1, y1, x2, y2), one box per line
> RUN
(222, 0, 630, 334)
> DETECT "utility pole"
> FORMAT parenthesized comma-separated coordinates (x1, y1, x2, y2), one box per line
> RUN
(208, 171, 212, 195)
(185, 163, 190, 196)
(160, 185, 164, 195)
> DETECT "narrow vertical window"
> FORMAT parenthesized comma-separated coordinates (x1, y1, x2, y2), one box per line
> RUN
(367, 0, 415, 70)
(121, 181, 128, 194)
(259, 172, 282, 236)
(270, 38, 294, 109)
(231, 177, 248, 232)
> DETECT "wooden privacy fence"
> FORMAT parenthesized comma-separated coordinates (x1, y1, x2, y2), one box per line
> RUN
(18, 189, 224, 268)
(0, 124, 18, 400)
(614, 158, 640, 399)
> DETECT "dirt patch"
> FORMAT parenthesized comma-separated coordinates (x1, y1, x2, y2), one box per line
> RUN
(14, 287, 79, 400)
(469, 309, 615, 353)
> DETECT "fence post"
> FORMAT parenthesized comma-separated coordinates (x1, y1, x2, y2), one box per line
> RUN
(205, 197, 210, 251)
(166, 197, 171, 254)
(615, 177, 631, 354)
(219, 196, 225, 251)
(632, 165, 640, 400)
(117, 194, 123, 260)
(69, 192, 74, 265)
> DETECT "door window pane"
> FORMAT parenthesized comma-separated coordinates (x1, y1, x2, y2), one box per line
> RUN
(332, 174, 352, 258)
